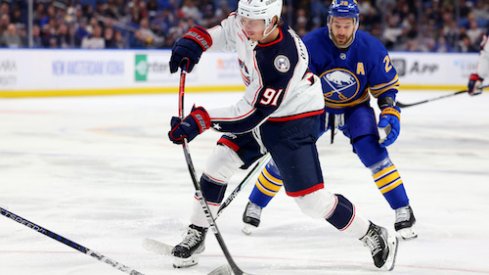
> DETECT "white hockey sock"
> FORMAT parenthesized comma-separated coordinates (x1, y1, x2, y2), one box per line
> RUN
(342, 213, 370, 239)
(190, 196, 220, 228)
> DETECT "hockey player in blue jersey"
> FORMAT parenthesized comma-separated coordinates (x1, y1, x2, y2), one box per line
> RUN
(168, 0, 398, 270)
(243, 0, 417, 240)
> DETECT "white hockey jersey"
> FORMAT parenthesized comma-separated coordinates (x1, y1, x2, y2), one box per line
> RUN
(205, 13, 324, 134)
(477, 35, 489, 80)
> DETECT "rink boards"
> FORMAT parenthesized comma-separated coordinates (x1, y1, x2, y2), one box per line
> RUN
(0, 49, 483, 98)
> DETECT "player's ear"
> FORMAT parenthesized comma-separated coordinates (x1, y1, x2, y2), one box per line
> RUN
(272, 16, 279, 26)
(263, 17, 276, 34)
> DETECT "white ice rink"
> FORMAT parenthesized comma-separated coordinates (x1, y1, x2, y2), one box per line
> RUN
(1, 91, 489, 275)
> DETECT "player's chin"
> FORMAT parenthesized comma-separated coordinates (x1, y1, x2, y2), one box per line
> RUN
(247, 34, 261, 41)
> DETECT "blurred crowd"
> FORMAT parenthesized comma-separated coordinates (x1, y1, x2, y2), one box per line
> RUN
(0, 0, 488, 52)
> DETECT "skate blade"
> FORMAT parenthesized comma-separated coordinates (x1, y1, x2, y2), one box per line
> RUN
(382, 233, 399, 271)
(173, 254, 200, 268)
(397, 227, 418, 240)
(242, 223, 257, 235)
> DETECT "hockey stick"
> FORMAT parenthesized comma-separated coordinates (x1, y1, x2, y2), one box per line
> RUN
(0, 206, 144, 275)
(143, 154, 269, 257)
(217, 153, 270, 216)
(397, 85, 488, 108)
(177, 61, 249, 275)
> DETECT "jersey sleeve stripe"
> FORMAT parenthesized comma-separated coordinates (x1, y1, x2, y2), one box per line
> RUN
(250, 52, 264, 106)
(370, 84, 400, 98)
(369, 74, 399, 91)
(211, 107, 256, 121)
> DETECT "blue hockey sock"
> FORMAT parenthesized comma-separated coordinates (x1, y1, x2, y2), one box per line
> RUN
(248, 161, 283, 208)
(370, 158, 409, 209)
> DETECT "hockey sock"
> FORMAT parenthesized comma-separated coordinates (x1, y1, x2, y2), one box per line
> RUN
(249, 161, 283, 208)
(370, 159, 409, 209)
(190, 173, 228, 228)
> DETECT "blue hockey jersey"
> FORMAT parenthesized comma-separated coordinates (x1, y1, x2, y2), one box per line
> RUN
(303, 28, 399, 111)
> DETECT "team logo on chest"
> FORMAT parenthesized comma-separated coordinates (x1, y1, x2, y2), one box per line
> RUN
(274, 55, 290, 73)
(320, 68, 360, 103)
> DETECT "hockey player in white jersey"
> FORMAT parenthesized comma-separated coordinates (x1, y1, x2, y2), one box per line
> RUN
(167, 0, 398, 270)
(468, 34, 488, 95)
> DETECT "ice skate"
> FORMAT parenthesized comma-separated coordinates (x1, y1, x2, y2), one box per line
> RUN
(395, 205, 417, 240)
(171, 224, 207, 268)
(242, 201, 262, 235)
(361, 222, 399, 270)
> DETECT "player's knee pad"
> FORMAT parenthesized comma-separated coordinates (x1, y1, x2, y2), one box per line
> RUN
(352, 134, 388, 167)
(325, 194, 355, 231)
(204, 144, 244, 182)
(294, 189, 337, 219)
(200, 174, 228, 204)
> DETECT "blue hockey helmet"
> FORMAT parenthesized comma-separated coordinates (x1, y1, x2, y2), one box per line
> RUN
(327, 0, 360, 48)
(328, 0, 360, 20)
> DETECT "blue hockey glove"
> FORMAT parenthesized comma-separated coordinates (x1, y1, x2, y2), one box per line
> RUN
(467, 73, 484, 96)
(168, 106, 211, 144)
(169, 26, 212, 73)
(378, 106, 401, 147)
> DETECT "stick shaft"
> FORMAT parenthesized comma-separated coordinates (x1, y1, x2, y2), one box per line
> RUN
(0, 207, 143, 275)
(177, 66, 246, 275)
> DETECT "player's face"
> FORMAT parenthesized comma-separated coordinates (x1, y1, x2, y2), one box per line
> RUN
(239, 16, 267, 41)
(330, 17, 355, 46)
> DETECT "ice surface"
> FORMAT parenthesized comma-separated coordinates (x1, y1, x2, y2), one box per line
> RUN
(1, 91, 489, 275)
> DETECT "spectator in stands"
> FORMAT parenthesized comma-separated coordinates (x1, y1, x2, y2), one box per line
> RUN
(433, 35, 453, 53)
(104, 26, 116, 48)
(31, 25, 43, 48)
(383, 15, 403, 50)
(0, 0, 487, 51)
(467, 18, 484, 46)
(113, 28, 125, 48)
(458, 33, 478, 52)
(180, 0, 201, 22)
(0, 14, 10, 34)
(132, 17, 162, 48)
(81, 23, 105, 48)
(1, 23, 23, 48)
(0, 2, 9, 18)
(57, 22, 73, 48)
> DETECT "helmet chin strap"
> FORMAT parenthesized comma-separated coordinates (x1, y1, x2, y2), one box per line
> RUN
(261, 16, 278, 40)
(262, 19, 278, 40)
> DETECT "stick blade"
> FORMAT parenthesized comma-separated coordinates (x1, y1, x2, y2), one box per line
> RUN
(142, 238, 173, 256)
(208, 264, 232, 275)
(208, 264, 256, 275)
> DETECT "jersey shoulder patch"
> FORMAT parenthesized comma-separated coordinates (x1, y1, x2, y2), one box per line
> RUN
(274, 55, 291, 73)
(255, 27, 299, 78)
